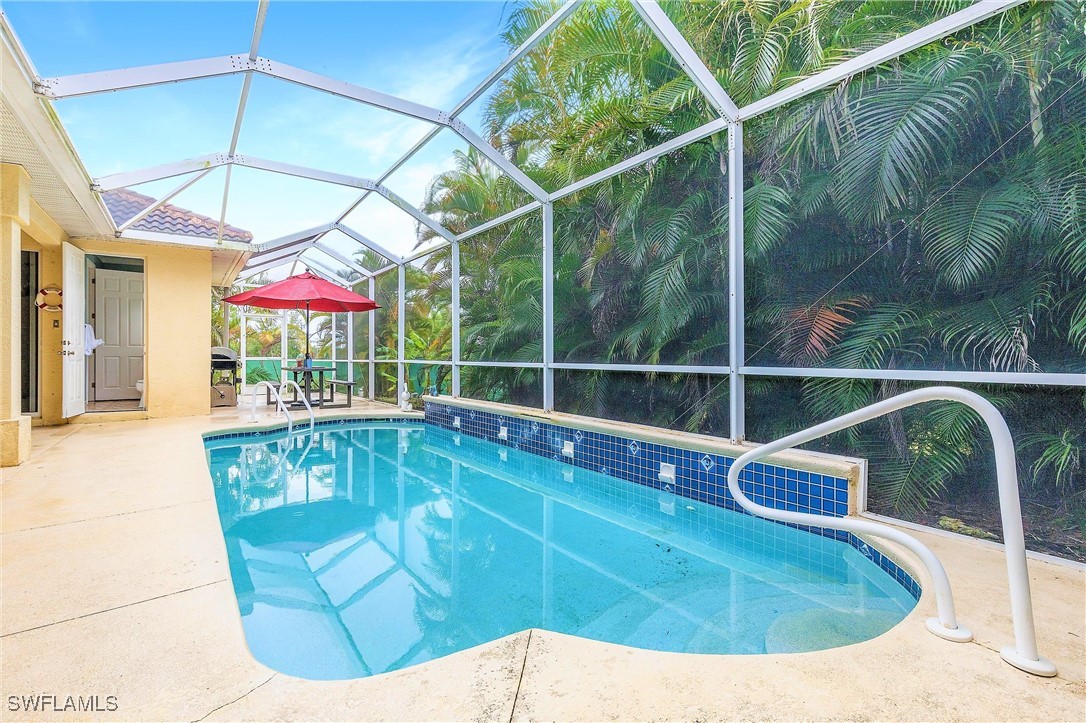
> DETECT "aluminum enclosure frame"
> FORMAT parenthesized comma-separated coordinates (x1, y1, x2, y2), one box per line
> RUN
(21, 0, 1080, 436)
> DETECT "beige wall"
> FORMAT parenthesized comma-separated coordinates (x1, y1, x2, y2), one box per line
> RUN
(1, 164, 32, 464)
(4, 168, 215, 453)
(25, 236, 214, 424)
(127, 240, 212, 419)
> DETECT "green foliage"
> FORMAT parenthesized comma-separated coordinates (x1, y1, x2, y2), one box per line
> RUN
(358, 1, 1086, 529)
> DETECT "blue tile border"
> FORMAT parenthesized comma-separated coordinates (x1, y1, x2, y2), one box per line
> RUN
(423, 399, 921, 601)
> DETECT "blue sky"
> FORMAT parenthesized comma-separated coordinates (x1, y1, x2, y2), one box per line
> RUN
(4, 1, 520, 260)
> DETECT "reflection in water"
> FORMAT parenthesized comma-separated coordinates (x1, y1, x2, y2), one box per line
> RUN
(206, 424, 915, 680)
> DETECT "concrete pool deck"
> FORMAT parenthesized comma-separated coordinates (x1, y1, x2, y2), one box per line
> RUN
(2, 405, 1083, 721)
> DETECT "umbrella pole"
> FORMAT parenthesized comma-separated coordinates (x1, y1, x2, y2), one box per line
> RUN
(305, 301, 311, 358)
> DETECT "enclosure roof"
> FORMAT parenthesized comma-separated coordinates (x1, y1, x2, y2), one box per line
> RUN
(0, 0, 1028, 286)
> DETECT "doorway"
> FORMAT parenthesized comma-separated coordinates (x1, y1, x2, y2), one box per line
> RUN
(20, 250, 39, 415)
(85, 254, 145, 412)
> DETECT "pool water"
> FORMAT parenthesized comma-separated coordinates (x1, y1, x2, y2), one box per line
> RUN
(205, 422, 916, 680)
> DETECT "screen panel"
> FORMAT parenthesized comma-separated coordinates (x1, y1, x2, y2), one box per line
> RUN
(373, 362, 399, 404)
(656, 0, 971, 108)
(460, 364, 542, 408)
(741, 6, 1086, 376)
(552, 139, 729, 366)
(404, 362, 453, 397)
(459, 214, 543, 362)
(458, 0, 714, 194)
(745, 375, 1086, 562)
(371, 271, 399, 361)
(404, 248, 452, 361)
(554, 369, 728, 437)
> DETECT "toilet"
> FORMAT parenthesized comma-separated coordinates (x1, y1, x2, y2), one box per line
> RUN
(136, 380, 145, 409)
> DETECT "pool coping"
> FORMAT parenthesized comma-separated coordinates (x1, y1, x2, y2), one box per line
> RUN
(201, 408, 423, 440)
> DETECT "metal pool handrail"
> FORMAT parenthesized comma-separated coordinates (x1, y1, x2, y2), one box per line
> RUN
(278, 379, 315, 434)
(726, 386, 1056, 677)
(244, 379, 312, 436)
(249, 381, 294, 436)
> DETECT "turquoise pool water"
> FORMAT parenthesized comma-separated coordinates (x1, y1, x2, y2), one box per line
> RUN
(205, 422, 916, 680)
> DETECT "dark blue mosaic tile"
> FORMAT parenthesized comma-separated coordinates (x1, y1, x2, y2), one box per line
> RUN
(423, 400, 921, 601)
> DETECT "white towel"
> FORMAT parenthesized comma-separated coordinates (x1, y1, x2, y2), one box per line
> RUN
(84, 323, 105, 355)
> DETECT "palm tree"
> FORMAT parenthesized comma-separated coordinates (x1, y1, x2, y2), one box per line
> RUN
(353, 0, 1086, 555)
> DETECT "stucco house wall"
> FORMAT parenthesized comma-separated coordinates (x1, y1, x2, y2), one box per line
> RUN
(3, 162, 217, 463)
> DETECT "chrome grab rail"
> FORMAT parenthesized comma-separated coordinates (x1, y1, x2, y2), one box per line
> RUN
(246, 382, 314, 434)
(249, 381, 293, 436)
(726, 386, 1055, 677)
(278, 379, 315, 434)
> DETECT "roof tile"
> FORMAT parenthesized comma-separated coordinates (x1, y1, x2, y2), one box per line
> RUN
(102, 188, 253, 243)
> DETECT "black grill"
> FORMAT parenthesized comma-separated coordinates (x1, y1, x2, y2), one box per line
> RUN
(211, 346, 239, 389)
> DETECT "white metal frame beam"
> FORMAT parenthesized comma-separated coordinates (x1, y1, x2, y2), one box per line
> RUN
(43, 56, 547, 202)
(369, 276, 376, 399)
(301, 253, 357, 287)
(35, 55, 253, 98)
(631, 1, 739, 121)
(95, 154, 227, 191)
(237, 256, 295, 280)
(114, 168, 214, 232)
(219, 3, 271, 245)
(335, 223, 403, 264)
(397, 265, 406, 396)
(313, 241, 374, 276)
(451, 240, 461, 396)
(252, 223, 335, 255)
(727, 122, 745, 441)
(98, 153, 456, 248)
(736, 0, 1028, 120)
(542, 202, 554, 410)
(743, 367, 1086, 388)
(246, 242, 314, 268)
(551, 362, 731, 374)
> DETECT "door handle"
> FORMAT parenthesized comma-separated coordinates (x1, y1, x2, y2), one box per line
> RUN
(57, 350, 76, 356)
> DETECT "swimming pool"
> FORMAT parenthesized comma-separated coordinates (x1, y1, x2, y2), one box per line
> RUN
(205, 421, 917, 680)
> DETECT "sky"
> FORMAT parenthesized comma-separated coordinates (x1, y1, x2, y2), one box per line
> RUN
(4, 0, 522, 266)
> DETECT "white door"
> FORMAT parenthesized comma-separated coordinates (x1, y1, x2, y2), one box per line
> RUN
(94, 269, 145, 401)
(61, 242, 85, 418)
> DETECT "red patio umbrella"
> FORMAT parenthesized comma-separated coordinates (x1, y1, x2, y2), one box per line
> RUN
(223, 271, 379, 357)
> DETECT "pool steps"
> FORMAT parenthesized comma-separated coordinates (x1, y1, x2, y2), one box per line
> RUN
(725, 386, 1055, 677)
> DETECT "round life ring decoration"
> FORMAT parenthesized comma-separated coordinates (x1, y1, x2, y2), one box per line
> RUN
(35, 285, 63, 312)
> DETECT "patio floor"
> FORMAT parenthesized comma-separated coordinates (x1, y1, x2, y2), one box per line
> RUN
(1, 406, 1083, 721)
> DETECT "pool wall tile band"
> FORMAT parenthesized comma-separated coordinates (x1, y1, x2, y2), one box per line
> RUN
(423, 400, 920, 600)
